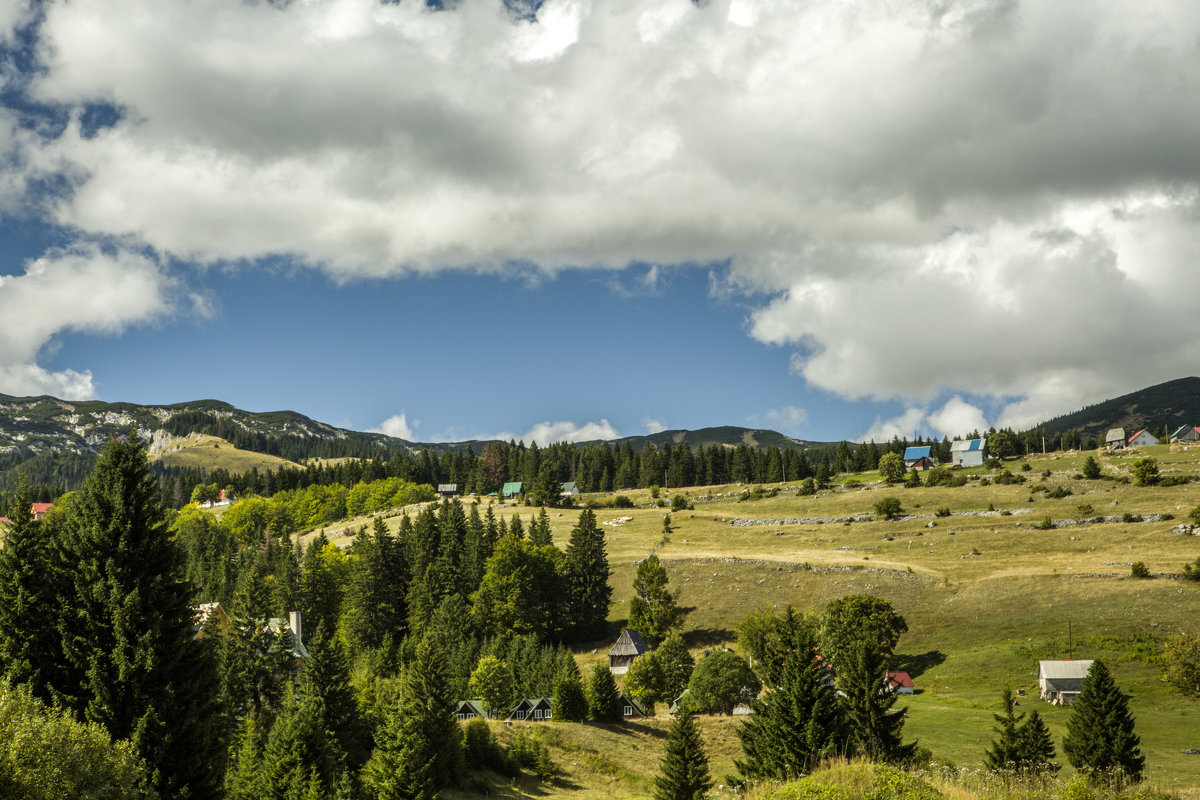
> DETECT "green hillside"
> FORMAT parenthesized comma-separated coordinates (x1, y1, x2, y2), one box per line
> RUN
(1036, 377, 1200, 438)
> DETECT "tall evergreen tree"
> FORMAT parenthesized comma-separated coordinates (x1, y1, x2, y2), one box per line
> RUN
(53, 433, 224, 799)
(1018, 710, 1059, 774)
(839, 642, 913, 765)
(0, 478, 60, 703)
(657, 633, 695, 703)
(303, 627, 370, 772)
(983, 689, 1025, 771)
(343, 517, 408, 653)
(530, 507, 554, 547)
(736, 626, 846, 781)
(654, 708, 712, 800)
(1063, 660, 1144, 782)
(586, 663, 622, 722)
(368, 635, 463, 800)
(552, 655, 588, 722)
(563, 508, 612, 641)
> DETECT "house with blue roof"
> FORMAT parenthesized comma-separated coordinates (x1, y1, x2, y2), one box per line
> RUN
(902, 446, 935, 470)
(950, 437, 987, 467)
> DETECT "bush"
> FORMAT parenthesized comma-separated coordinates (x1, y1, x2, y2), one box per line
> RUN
(508, 731, 556, 780)
(650, 486, 661, 499)
(1021, 462, 1032, 472)
(671, 493, 688, 512)
(1034, 515, 1055, 530)
(764, 762, 943, 800)
(1130, 562, 1150, 578)
(1159, 475, 1191, 487)
(463, 719, 516, 776)
(994, 470, 1026, 485)
(1046, 485, 1073, 499)
(874, 497, 904, 520)
(935, 506, 951, 517)
(1132, 458, 1159, 486)
(1121, 513, 1143, 523)
(613, 495, 634, 509)
(1077, 504, 1095, 516)
(1183, 557, 1200, 581)
(797, 477, 817, 496)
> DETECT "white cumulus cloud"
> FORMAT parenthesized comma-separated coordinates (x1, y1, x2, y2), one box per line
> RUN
(642, 416, 667, 434)
(370, 413, 418, 441)
(5, 0, 1200, 421)
(0, 246, 172, 398)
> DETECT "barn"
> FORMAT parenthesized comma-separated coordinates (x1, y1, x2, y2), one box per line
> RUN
(950, 438, 987, 467)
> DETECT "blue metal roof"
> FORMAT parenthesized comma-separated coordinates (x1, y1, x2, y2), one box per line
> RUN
(967, 438, 983, 451)
(903, 446, 932, 460)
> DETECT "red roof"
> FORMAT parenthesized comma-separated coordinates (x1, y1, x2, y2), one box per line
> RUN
(1127, 429, 1148, 444)
(887, 671, 914, 689)
(30, 503, 54, 514)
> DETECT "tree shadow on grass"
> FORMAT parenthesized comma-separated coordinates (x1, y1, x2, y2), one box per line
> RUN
(891, 650, 947, 679)
(682, 625, 734, 649)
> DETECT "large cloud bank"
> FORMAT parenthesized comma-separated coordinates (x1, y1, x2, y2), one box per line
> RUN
(2, 0, 1199, 423)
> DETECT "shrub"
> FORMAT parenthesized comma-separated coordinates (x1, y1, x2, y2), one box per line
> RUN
(1082, 455, 1102, 479)
(935, 506, 951, 517)
(1021, 462, 1032, 472)
(994, 470, 1026, 485)
(1183, 557, 1200, 581)
(797, 478, 817, 496)
(1159, 475, 1191, 487)
(904, 469, 922, 488)
(613, 495, 634, 509)
(874, 497, 904, 520)
(1077, 504, 1094, 516)
(1132, 458, 1159, 486)
(1042, 469, 1052, 479)
(1121, 513, 1142, 523)
(1130, 562, 1150, 578)
(1046, 485, 1073, 499)
(650, 486, 661, 499)
(671, 493, 688, 512)
(1034, 515, 1055, 530)
(509, 731, 556, 780)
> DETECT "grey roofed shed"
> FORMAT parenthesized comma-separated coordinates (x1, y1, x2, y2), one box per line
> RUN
(608, 629, 650, 673)
(1105, 428, 1126, 449)
(1038, 659, 1093, 704)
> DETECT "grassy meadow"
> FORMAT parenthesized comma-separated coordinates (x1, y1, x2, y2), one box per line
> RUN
(313, 445, 1200, 797)
(148, 432, 305, 473)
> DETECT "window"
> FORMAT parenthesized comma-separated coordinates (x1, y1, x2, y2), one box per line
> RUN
(624, 706, 633, 716)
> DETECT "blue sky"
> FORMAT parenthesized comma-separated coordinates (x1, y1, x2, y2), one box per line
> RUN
(2, 1, 1199, 445)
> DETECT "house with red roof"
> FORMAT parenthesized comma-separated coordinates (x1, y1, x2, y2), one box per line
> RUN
(1127, 429, 1159, 447)
(30, 503, 53, 521)
(887, 671, 915, 694)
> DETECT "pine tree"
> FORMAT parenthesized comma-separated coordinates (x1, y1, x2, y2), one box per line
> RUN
(368, 635, 463, 800)
(1018, 710, 1059, 774)
(736, 626, 845, 781)
(655, 708, 712, 800)
(343, 517, 408, 653)
(530, 507, 554, 546)
(839, 642, 914, 764)
(53, 433, 224, 799)
(303, 627, 370, 771)
(253, 694, 348, 799)
(1063, 660, 1144, 782)
(564, 508, 612, 641)
(983, 689, 1025, 771)
(0, 478, 60, 703)
(586, 663, 622, 722)
(552, 655, 588, 722)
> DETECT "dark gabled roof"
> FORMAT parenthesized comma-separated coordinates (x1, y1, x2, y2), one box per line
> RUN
(618, 692, 648, 716)
(453, 699, 486, 717)
(560, 481, 578, 493)
(609, 629, 650, 657)
(1105, 428, 1126, 442)
(903, 446, 932, 460)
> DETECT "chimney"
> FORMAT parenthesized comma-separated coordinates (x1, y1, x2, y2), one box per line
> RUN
(288, 611, 302, 644)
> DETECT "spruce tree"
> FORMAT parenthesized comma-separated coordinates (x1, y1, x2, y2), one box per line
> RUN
(303, 627, 370, 771)
(655, 708, 712, 800)
(53, 433, 224, 799)
(1063, 660, 1144, 782)
(983, 689, 1025, 771)
(839, 642, 914, 764)
(1018, 710, 1059, 774)
(0, 479, 60, 703)
(736, 626, 845, 781)
(530, 507, 554, 546)
(344, 518, 408, 653)
(368, 635, 463, 800)
(563, 508, 612, 641)
(586, 663, 622, 722)
(552, 655, 588, 722)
